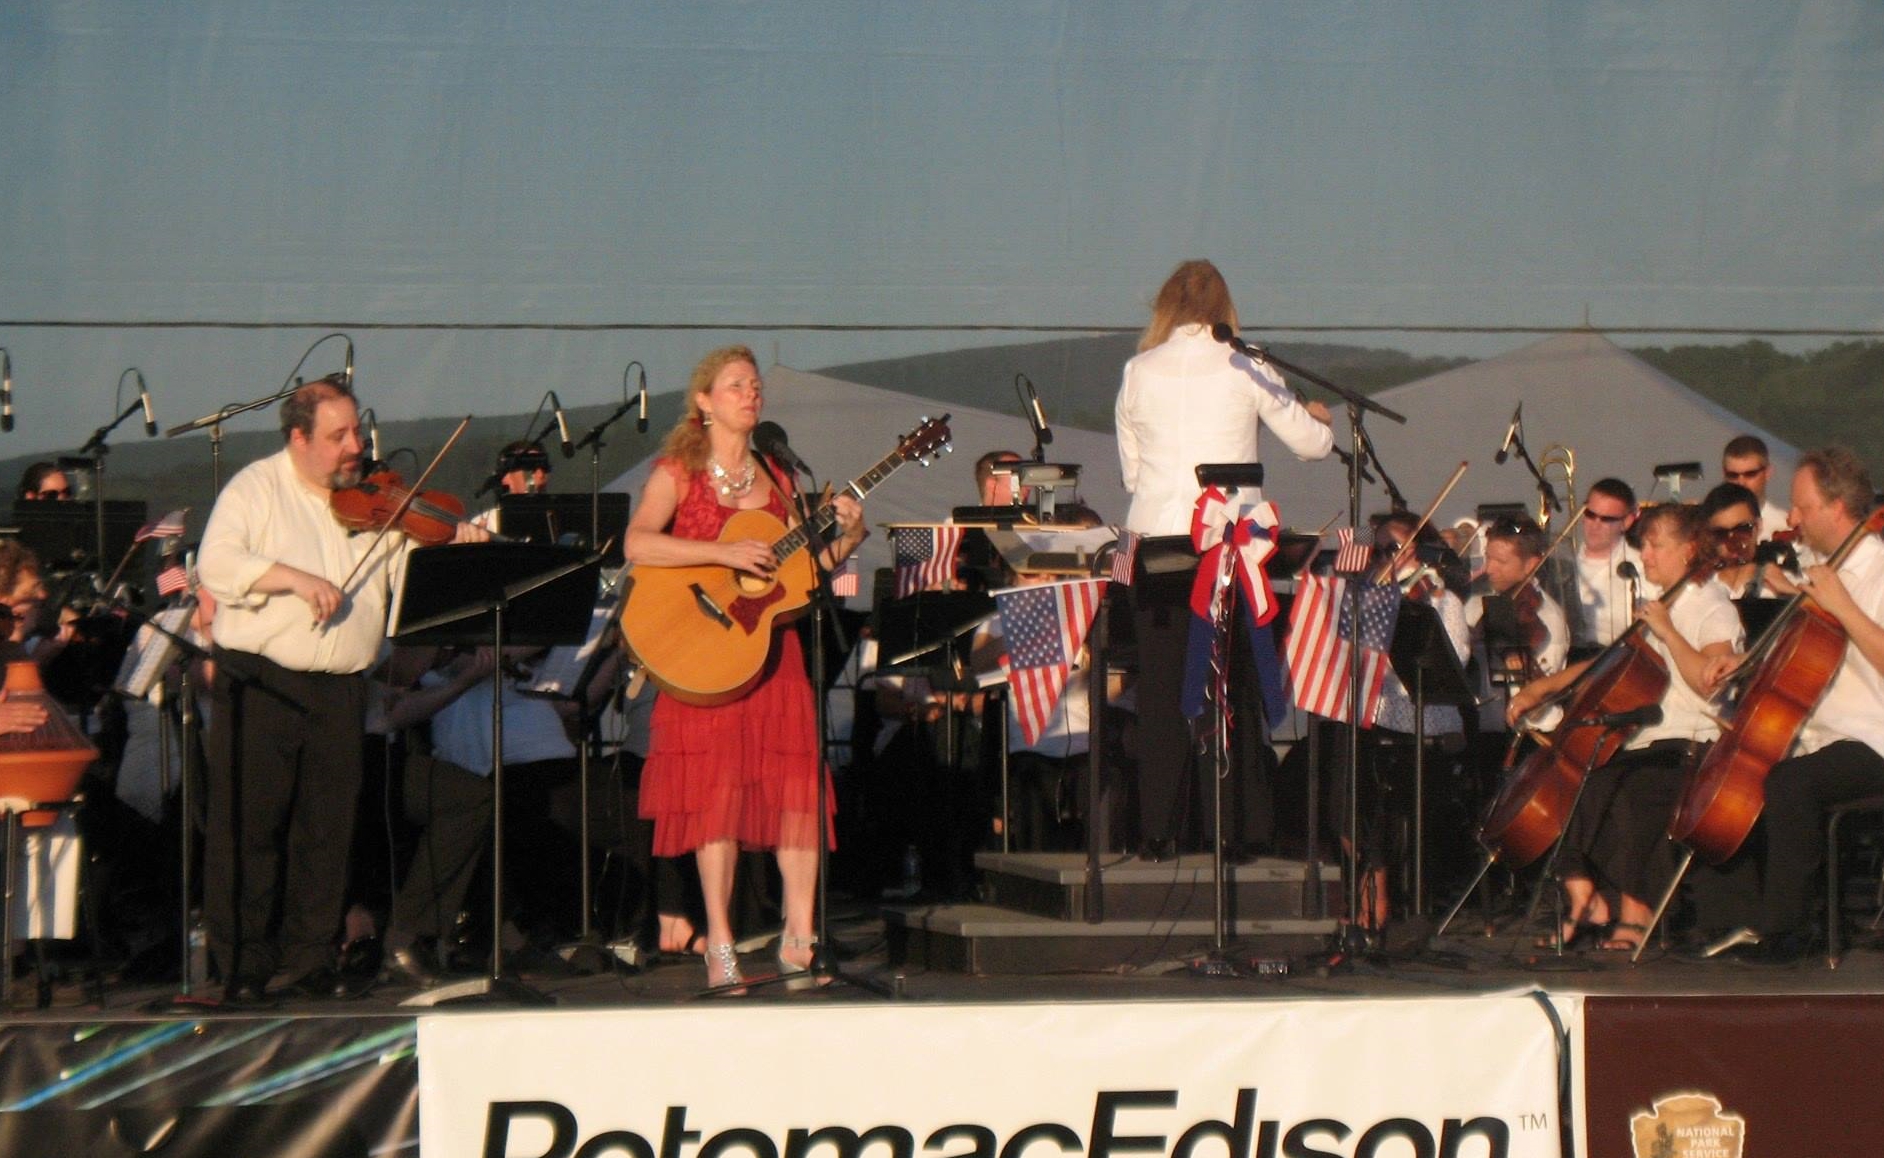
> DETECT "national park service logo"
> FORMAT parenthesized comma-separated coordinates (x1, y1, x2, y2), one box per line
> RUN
(1630, 1092, 1745, 1158)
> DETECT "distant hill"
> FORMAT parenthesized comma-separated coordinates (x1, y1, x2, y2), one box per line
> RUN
(0, 399, 684, 547)
(822, 334, 1470, 433)
(12, 335, 1877, 554)
(1629, 339, 1884, 468)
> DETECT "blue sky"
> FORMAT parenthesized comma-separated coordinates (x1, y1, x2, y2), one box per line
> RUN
(2, 1, 1880, 452)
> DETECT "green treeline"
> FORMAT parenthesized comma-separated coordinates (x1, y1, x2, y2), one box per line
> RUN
(1630, 340, 1884, 469)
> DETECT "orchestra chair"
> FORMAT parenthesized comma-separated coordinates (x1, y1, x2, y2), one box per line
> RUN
(1825, 794, 1884, 969)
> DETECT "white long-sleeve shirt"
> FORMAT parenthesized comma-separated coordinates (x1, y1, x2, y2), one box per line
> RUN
(197, 448, 407, 674)
(1115, 324, 1334, 535)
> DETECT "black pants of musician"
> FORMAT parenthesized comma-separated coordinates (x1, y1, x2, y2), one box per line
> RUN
(1130, 557, 1273, 852)
(1559, 740, 1693, 905)
(384, 752, 493, 955)
(1757, 740, 1884, 941)
(204, 648, 367, 988)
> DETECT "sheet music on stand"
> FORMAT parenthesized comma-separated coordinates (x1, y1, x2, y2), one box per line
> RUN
(520, 572, 625, 700)
(112, 601, 198, 701)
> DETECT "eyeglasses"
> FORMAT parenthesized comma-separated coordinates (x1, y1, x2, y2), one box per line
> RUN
(35, 488, 70, 499)
(1713, 521, 1758, 537)
(1584, 511, 1630, 524)
(1723, 466, 1768, 482)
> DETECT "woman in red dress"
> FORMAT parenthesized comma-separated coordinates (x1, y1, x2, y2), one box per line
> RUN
(627, 346, 866, 989)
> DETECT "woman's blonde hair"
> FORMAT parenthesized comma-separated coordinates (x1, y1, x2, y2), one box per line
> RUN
(1138, 259, 1240, 352)
(658, 345, 758, 471)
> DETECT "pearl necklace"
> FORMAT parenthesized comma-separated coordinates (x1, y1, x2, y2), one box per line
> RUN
(708, 453, 756, 498)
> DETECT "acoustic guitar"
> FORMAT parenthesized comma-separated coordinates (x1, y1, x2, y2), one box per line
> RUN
(619, 416, 952, 705)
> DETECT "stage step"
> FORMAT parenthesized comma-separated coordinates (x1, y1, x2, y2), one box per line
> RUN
(883, 853, 1342, 974)
(975, 851, 1340, 922)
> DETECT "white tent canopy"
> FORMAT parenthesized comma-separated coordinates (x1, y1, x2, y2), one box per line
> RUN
(1252, 331, 1800, 531)
(607, 364, 1133, 596)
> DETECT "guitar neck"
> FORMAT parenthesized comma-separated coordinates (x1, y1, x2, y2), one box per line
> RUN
(770, 449, 911, 563)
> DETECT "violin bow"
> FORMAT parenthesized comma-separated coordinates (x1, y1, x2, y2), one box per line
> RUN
(1511, 504, 1588, 594)
(330, 414, 474, 609)
(1369, 460, 1469, 586)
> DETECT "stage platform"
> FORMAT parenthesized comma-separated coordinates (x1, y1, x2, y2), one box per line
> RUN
(6, 902, 1884, 1158)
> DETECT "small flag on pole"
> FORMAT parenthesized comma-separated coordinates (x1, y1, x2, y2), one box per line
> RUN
(135, 509, 189, 542)
(155, 563, 190, 597)
(891, 525, 965, 598)
(1109, 529, 1140, 586)
(1334, 527, 1372, 575)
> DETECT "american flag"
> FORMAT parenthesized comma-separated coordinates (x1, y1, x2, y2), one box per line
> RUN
(1334, 527, 1373, 575)
(155, 563, 190, 597)
(1109, 528, 1140, 586)
(891, 525, 965, 598)
(994, 578, 1107, 745)
(829, 558, 859, 598)
(1285, 572, 1399, 726)
(135, 509, 189, 542)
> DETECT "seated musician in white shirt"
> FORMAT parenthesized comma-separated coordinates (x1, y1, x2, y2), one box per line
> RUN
(1505, 504, 1741, 952)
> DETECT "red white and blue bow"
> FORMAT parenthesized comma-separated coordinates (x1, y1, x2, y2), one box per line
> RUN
(1189, 487, 1282, 627)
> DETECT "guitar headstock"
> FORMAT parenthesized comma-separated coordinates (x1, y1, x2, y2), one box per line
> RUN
(896, 414, 953, 466)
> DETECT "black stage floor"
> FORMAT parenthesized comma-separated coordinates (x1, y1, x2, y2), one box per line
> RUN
(6, 905, 1884, 1022)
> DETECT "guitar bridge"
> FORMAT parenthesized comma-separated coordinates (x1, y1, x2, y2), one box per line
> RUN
(689, 583, 733, 629)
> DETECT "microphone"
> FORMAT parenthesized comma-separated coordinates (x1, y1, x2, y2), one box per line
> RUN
(1208, 321, 1266, 360)
(1016, 372, 1053, 448)
(138, 373, 158, 437)
(1617, 559, 1641, 611)
(359, 407, 382, 470)
(753, 421, 812, 477)
(1574, 704, 1662, 731)
(474, 471, 503, 499)
(636, 364, 649, 434)
(1, 347, 12, 433)
(549, 390, 574, 458)
(1494, 403, 1522, 465)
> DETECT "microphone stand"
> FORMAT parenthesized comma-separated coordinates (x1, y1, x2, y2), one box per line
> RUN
(1354, 425, 1408, 512)
(572, 389, 640, 553)
(1503, 431, 1561, 523)
(734, 458, 893, 999)
(167, 333, 354, 494)
(79, 384, 152, 595)
(1245, 341, 1406, 965)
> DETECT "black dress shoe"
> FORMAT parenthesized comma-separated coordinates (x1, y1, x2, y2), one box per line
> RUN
(285, 965, 368, 1000)
(380, 945, 440, 989)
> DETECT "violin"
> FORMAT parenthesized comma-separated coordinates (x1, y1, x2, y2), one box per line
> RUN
(330, 468, 510, 546)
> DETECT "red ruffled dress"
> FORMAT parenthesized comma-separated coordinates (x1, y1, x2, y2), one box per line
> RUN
(637, 458, 834, 856)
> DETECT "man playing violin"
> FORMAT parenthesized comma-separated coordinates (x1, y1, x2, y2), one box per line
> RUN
(1466, 517, 1569, 716)
(1505, 504, 1742, 952)
(197, 376, 488, 1004)
(1706, 446, 1884, 964)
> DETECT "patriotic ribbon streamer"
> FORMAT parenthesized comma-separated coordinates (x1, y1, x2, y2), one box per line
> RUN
(1182, 488, 1289, 722)
(1189, 487, 1281, 626)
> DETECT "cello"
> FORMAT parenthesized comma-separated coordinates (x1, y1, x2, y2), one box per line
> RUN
(1476, 552, 1717, 867)
(1669, 505, 1884, 864)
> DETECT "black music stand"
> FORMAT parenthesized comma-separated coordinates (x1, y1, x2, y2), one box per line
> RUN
(1384, 599, 1474, 918)
(499, 493, 631, 568)
(390, 543, 601, 1005)
(518, 581, 626, 974)
(873, 589, 995, 902)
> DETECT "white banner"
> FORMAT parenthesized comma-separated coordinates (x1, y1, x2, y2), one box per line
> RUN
(421, 995, 1573, 1158)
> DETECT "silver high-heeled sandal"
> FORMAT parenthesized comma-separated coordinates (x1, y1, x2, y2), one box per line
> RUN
(706, 942, 745, 992)
(777, 935, 822, 989)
